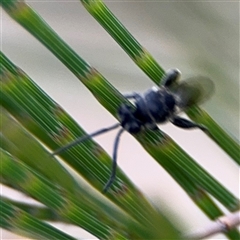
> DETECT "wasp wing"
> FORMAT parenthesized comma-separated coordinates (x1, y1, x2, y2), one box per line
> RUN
(173, 76, 214, 109)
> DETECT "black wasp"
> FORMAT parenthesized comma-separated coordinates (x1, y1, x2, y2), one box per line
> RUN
(52, 69, 214, 192)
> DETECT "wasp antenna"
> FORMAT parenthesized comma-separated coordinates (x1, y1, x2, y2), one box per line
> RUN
(51, 123, 120, 156)
(103, 128, 125, 193)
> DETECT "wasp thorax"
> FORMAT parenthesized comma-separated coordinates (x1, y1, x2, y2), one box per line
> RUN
(142, 88, 176, 123)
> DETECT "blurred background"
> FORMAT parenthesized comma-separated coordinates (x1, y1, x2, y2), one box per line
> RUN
(1, 1, 239, 239)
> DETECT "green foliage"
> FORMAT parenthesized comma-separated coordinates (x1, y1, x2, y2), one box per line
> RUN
(0, 0, 239, 239)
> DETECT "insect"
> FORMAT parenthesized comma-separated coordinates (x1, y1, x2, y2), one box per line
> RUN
(52, 69, 214, 192)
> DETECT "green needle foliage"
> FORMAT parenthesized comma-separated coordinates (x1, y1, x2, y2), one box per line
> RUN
(1, 195, 77, 240)
(0, 52, 180, 240)
(1, 0, 239, 239)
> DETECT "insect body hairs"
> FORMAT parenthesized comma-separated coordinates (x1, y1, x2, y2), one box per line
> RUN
(52, 69, 214, 192)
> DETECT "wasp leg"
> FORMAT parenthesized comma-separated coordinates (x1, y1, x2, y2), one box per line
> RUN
(161, 69, 181, 87)
(103, 128, 125, 193)
(170, 116, 207, 132)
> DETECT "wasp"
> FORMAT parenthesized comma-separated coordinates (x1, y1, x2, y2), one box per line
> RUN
(52, 69, 214, 192)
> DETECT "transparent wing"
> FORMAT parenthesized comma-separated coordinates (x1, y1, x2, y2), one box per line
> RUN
(172, 76, 215, 109)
